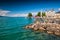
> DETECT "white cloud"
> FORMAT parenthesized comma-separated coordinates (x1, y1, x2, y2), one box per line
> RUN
(58, 8, 60, 11)
(8, 14, 28, 17)
(0, 9, 38, 17)
(0, 10, 10, 16)
(32, 12, 37, 16)
(8, 12, 38, 17)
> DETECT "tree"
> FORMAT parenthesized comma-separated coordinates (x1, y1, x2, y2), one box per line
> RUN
(36, 12, 41, 17)
(42, 12, 46, 17)
(28, 13, 32, 18)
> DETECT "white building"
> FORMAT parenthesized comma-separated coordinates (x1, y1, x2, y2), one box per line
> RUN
(45, 10, 55, 18)
(54, 11, 60, 18)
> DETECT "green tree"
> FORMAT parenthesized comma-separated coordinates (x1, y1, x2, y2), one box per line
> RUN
(28, 13, 32, 18)
(37, 12, 41, 17)
(42, 12, 46, 17)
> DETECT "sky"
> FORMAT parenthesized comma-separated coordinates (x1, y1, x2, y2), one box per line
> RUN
(0, 0, 60, 17)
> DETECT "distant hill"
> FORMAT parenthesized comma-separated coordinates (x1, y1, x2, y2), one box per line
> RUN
(0, 16, 3, 17)
(56, 11, 60, 13)
(0, 16, 7, 17)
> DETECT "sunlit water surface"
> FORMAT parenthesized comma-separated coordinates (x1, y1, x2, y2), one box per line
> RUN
(0, 17, 60, 40)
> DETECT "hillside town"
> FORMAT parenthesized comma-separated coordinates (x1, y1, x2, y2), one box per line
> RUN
(26, 9, 60, 36)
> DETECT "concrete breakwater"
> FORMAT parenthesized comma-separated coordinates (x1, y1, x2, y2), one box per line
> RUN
(25, 21, 60, 36)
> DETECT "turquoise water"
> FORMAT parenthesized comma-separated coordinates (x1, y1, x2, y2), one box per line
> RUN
(0, 17, 60, 40)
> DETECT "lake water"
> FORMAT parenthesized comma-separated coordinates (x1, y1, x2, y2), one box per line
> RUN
(0, 17, 60, 40)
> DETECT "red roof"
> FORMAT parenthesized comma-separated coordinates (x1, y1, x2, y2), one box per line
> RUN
(34, 16, 40, 18)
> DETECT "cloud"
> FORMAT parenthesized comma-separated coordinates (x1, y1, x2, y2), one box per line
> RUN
(8, 12, 38, 17)
(58, 8, 60, 11)
(8, 14, 28, 17)
(32, 12, 37, 16)
(0, 9, 38, 17)
(0, 10, 10, 16)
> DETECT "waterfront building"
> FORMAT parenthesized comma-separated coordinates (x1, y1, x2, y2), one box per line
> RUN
(45, 9, 55, 18)
(54, 11, 60, 19)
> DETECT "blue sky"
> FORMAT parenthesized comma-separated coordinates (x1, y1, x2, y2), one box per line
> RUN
(0, 0, 60, 17)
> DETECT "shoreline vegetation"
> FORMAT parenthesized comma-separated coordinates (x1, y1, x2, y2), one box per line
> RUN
(25, 17, 60, 36)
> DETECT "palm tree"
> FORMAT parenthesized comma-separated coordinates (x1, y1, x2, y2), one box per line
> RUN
(42, 12, 46, 17)
(36, 12, 41, 17)
(28, 13, 32, 18)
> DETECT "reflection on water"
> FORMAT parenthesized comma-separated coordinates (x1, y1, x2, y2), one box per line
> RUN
(0, 17, 60, 40)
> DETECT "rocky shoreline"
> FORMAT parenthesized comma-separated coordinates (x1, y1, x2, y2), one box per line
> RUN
(25, 21, 60, 36)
